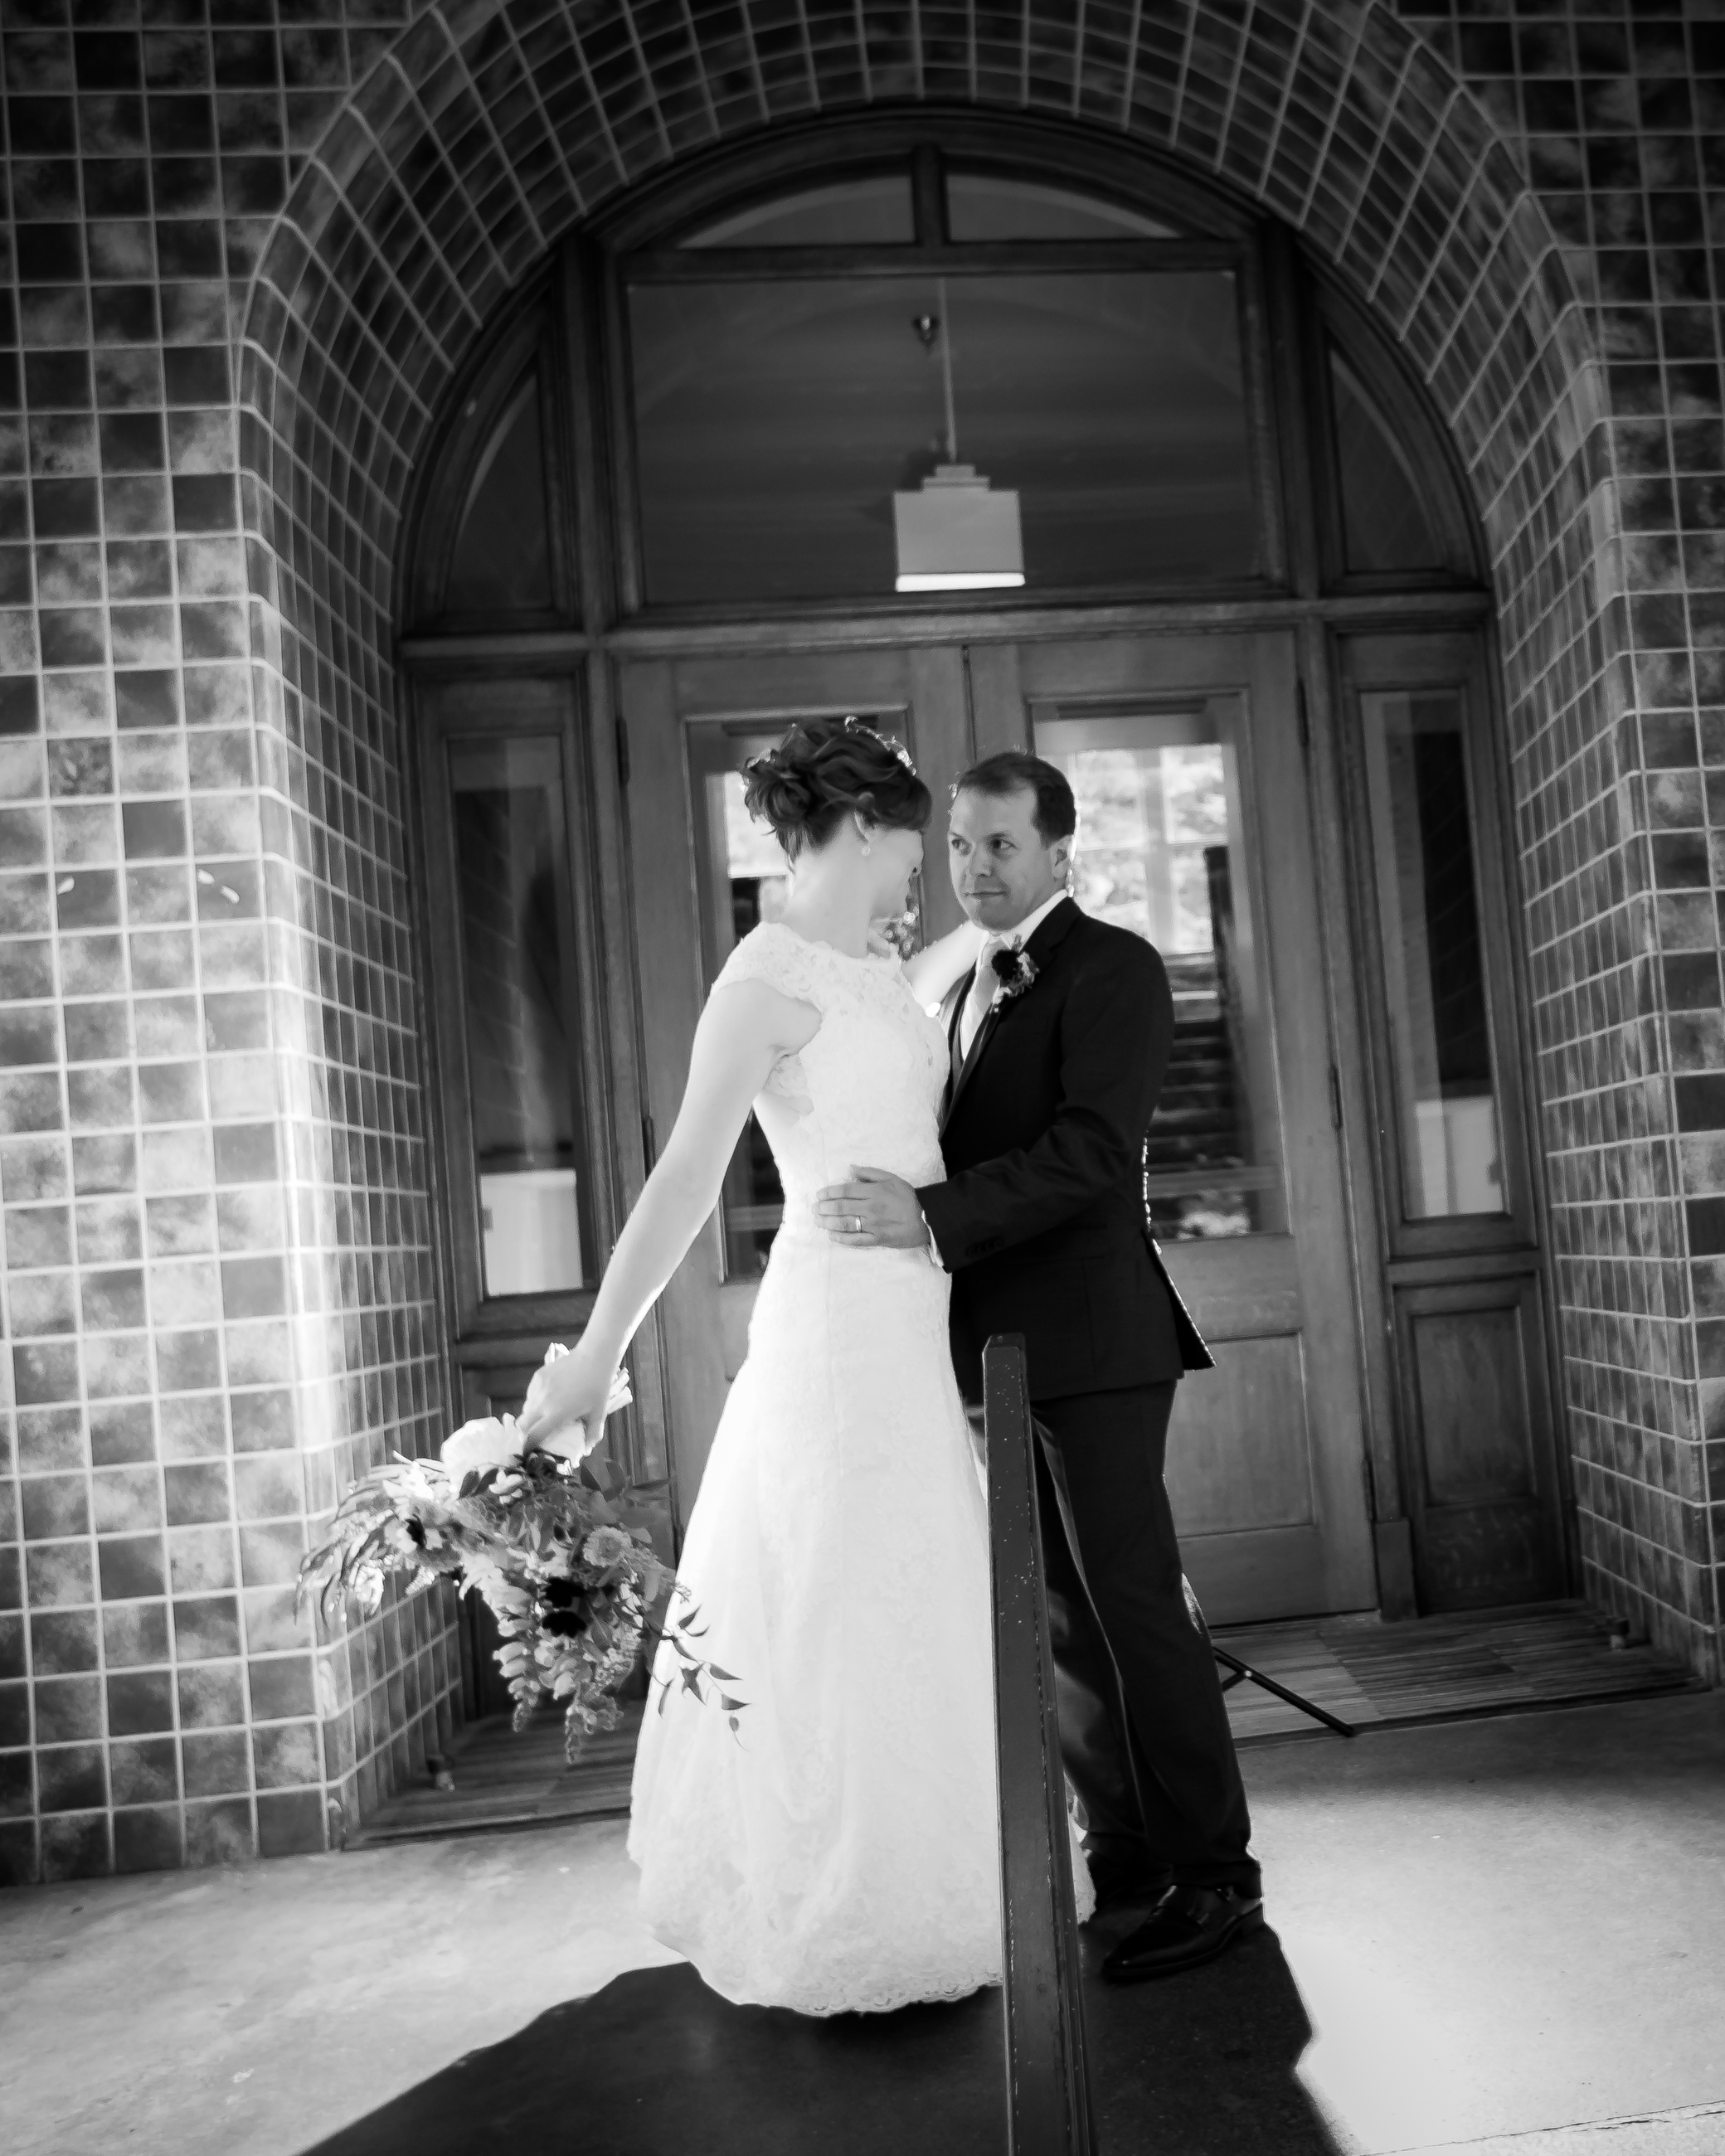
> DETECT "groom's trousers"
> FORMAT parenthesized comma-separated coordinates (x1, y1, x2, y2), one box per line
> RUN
(1031, 1382, 1259, 1896)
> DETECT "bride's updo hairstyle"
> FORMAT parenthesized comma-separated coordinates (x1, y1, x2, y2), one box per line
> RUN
(742, 717, 932, 862)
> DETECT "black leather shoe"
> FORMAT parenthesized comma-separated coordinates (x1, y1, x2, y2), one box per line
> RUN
(1100, 1884, 1264, 1981)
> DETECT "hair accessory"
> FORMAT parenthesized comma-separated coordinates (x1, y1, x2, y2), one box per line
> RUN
(843, 715, 916, 772)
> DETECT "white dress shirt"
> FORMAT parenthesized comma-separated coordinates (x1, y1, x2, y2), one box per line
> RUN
(956, 890, 1068, 1060)
(924, 890, 1069, 1270)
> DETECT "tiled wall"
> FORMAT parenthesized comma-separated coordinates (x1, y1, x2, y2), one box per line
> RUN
(1, 0, 1721, 1883)
(0, 0, 454, 1887)
(1395, 0, 1725, 1665)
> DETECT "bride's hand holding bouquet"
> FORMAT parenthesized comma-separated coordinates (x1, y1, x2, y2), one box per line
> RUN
(514, 1340, 619, 1460)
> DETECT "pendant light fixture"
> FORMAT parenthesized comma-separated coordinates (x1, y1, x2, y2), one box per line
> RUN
(893, 282, 1025, 592)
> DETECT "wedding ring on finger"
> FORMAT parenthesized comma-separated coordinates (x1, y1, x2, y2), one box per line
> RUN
(851, 1214, 862, 1234)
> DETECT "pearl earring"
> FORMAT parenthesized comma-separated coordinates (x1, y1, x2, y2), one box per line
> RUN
(862, 840, 872, 856)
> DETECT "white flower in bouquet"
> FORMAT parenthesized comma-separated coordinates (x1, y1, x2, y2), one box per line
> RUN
(440, 1415, 524, 1474)
(440, 1347, 634, 1473)
(534, 1349, 635, 1461)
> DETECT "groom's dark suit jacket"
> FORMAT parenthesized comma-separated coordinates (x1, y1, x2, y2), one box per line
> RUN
(917, 895, 1208, 1405)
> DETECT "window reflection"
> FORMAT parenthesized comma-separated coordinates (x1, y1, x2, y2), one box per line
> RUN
(945, 172, 1178, 240)
(449, 738, 591, 1294)
(1360, 691, 1505, 1218)
(1329, 351, 1444, 575)
(445, 373, 556, 616)
(629, 273, 1256, 603)
(1037, 712, 1282, 1240)
(680, 174, 916, 246)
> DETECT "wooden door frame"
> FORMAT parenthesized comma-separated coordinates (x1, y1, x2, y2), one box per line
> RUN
(1326, 624, 1574, 1609)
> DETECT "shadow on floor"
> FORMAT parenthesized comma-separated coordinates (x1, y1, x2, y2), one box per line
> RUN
(302, 1920, 1340, 2156)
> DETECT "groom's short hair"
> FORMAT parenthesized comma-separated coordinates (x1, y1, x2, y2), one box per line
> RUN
(951, 751, 1076, 843)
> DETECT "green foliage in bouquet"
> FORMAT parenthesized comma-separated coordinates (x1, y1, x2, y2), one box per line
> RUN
(298, 1426, 745, 1761)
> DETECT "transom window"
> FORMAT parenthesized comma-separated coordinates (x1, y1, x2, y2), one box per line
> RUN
(406, 129, 1480, 632)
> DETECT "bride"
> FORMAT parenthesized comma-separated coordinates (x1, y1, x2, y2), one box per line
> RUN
(516, 717, 1081, 2015)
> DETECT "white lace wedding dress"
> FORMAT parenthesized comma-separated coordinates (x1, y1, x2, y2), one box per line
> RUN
(628, 921, 1089, 2015)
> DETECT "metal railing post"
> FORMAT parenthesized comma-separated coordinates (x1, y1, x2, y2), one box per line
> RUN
(984, 1333, 1097, 2156)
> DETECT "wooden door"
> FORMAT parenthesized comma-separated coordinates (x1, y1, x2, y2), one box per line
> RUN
(618, 646, 971, 1529)
(1337, 631, 1566, 1610)
(620, 629, 1377, 1619)
(996, 630, 1378, 1620)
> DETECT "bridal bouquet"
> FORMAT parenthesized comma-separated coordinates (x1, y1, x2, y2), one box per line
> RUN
(297, 1348, 744, 1760)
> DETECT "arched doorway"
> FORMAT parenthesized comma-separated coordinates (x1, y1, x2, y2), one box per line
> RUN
(399, 118, 1568, 1711)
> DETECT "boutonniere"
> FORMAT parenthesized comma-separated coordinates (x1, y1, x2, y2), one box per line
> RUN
(990, 945, 1039, 1004)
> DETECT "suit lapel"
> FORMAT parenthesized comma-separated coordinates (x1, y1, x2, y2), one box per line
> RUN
(940, 898, 1084, 1136)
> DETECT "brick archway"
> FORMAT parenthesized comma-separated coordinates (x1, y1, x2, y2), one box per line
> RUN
(237, 0, 1713, 1744)
(241, 0, 1596, 668)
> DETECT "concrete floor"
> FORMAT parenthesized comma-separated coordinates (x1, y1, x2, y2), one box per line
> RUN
(2, 1692, 1722, 2156)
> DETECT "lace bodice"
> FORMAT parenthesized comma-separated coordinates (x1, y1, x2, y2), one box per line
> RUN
(712, 922, 948, 1213)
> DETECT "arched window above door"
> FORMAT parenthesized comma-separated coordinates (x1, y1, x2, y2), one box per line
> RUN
(406, 119, 1485, 627)
(411, 308, 575, 629)
(445, 370, 556, 616)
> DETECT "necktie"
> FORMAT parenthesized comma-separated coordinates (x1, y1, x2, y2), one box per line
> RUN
(960, 935, 1008, 1060)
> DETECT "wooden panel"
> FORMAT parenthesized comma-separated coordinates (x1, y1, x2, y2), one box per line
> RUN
(1165, 1334, 1314, 1535)
(1412, 1301, 1535, 1506)
(1182, 1526, 1329, 1625)
(1393, 1271, 1565, 1612)
(907, 642, 975, 940)
(965, 639, 1027, 761)
(1161, 1233, 1302, 1339)
(669, 647, 916, 719)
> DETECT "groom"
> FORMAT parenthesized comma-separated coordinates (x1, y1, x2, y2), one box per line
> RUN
(817, 751, 1261, 1981)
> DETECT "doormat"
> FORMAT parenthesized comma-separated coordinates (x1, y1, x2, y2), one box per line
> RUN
(352, 1601, 1695, 1843)
(1212, 1599, 1697, 1746)
(346, 1702, 644, 1847)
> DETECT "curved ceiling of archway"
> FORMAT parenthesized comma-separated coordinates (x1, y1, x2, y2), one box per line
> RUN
(240, 0, 1594, 622)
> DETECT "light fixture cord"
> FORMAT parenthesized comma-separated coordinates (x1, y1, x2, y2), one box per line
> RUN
(938, 276, 957, 464)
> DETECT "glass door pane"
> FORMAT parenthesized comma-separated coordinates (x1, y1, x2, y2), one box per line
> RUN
(1358, 689, 1507, 1220)
(448, 736, 595, 1294)
(628, 272, 1257, 602)
(687, 723, 790, 1280)
(445, 371, 557, 616)
(1035, 708, 1284, 1240)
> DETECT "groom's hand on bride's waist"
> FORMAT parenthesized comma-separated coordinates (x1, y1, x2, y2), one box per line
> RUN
(816, 1167, 932, 1250)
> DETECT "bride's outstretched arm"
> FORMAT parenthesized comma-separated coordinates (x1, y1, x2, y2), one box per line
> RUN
(515, 979, 815, 1451)
(901, 918, 984, 1006)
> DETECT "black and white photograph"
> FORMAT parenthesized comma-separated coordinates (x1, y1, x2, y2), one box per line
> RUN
(1, 5, 1723, 2154)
